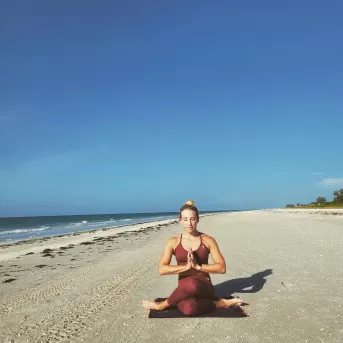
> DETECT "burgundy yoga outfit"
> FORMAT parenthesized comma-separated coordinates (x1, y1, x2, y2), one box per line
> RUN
(167, 234, 216, 316)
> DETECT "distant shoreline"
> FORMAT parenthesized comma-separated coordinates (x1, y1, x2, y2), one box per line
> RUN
(285, 205, 343, 209)
(0, 212, 220, 250)
(0, 210, 236, 220)
(0, 211, 234, 245)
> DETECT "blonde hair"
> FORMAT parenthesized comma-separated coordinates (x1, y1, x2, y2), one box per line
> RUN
(179, 200, 199, 219)
(184, 200, 195, 206)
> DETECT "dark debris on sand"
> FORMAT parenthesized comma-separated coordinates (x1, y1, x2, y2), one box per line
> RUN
(35, 265, 48, 268)
(324, 212, 343, 216)
(42, 253, 55, 258)
(59, 244, 75, 250)
(42, 248, 54, 254)
(3, 278, 16, 283)
(85, 221, 177, 247)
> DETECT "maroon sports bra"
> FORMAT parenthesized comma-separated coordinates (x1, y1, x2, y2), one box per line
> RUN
(173, 234, 210, 279)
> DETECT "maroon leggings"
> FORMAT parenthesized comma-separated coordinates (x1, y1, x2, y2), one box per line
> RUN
(167, 275, 216, 316)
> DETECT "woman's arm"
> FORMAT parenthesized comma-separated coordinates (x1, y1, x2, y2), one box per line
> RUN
(158, 238, 191, 275)
(193, 237, 226, 274)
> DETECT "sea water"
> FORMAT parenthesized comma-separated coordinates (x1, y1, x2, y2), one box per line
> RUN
(0, 212, 178, 243)
(0, 211, 225, 243)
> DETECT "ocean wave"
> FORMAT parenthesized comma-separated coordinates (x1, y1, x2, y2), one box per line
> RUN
(0, 215, 174, 242)
(0, 226, 50, 235)
(144, 216, 166, 221)
(87, 221, 117, 227)
(63, 220, 90, 229)
(64, 222, 85, 229)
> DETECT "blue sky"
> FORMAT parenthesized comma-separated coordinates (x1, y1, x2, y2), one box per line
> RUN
(1, 0, 343, 217)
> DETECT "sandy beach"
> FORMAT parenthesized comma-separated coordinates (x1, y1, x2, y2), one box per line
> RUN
(1, 209, 342, 343)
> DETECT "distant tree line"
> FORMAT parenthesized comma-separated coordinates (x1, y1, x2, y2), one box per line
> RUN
(286, 188, 343, 208)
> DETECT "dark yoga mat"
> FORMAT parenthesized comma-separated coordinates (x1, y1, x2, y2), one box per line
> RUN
(148, 297, 249, 318)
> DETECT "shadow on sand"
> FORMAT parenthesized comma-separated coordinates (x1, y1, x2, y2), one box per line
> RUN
(214, 268, 273, 297)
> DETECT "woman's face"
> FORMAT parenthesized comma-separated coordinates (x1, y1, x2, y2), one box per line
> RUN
(180, 209, 199, 234)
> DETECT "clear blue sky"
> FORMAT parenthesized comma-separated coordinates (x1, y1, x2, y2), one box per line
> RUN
(1, 0, 343, 217)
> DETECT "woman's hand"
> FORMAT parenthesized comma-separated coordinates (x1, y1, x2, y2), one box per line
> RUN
(187, 249, 199, 270)
(186, 249, 194, 270)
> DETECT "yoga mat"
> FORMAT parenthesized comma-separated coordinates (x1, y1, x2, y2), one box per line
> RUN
(148, 297, 249, 318)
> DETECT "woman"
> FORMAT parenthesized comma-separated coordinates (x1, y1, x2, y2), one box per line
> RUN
(141, 200, 244, 316)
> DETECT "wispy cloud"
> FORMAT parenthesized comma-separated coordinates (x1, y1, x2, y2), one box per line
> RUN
(273, 172, 289, 176)
(319, 178, 343, 188)
(311, 172, 324, 176)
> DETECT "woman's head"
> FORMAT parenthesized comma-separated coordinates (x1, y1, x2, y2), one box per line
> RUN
(179, 200, 199, 234)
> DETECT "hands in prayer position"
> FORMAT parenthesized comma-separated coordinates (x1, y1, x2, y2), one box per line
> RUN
(186, 248, 199, 270)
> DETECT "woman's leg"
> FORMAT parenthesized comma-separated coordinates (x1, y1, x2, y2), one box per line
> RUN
(175, 278, 244, 316)
(141, 276, 244, 312)
(177, 297, 216, 316)
(141, 276, 213, 311)
(167, 276, 214, 306)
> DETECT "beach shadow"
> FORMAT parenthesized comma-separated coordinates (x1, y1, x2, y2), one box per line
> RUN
(214, 269, 273, 297)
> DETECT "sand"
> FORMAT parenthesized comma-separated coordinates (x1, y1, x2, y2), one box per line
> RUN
(0, 209, 342, 343)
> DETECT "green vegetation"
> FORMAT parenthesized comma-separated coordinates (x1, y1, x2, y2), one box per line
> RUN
(333, 189, 343, 202)
(316, 196, 327, 204)
(285, 188, 343, 209)
(285, 204, 295, 208)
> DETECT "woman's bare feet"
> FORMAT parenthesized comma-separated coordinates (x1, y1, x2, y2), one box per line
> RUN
(141, 299, 169, 311)
(215, 297, 244, 309)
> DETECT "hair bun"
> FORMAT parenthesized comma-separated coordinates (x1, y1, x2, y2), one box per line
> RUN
(185, 200, 195, 206)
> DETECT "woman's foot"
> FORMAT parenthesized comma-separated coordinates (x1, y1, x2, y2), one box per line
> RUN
(141, 299, 169, 311)
(215, 297, 244, 309)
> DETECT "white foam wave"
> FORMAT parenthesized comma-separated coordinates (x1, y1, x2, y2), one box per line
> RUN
(64, 220, 91, 229)
(65, 222, 84, 228)
(0, 227, 49, 235)
(0, 215, 172, 241)
(87, 220, 118, 227)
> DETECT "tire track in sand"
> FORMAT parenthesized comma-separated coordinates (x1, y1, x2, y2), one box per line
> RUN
(0, 254, 119, 318)
(13, 254, 158, 343)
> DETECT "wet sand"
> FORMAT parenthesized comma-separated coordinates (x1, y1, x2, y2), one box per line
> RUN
(0, 209, 342, 343)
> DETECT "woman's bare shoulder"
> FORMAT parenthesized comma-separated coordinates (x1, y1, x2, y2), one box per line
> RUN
(201, 233, 218, 245)
(165, 235, 181, 248)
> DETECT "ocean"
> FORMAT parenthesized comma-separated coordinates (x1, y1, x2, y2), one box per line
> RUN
(0, 211, 226, 243)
